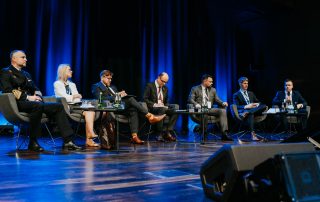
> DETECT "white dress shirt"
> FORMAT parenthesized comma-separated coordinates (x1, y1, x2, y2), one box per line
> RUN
(54, 80, 80, 103)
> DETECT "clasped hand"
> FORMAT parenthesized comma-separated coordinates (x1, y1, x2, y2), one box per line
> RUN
(245, 103, 259, 109)
(118, 90, 127, 97)
(28, 95, 42, 102)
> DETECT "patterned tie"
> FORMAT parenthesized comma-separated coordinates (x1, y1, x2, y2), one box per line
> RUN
(158, 87, 162, 102)
(205, 88, 209, 102)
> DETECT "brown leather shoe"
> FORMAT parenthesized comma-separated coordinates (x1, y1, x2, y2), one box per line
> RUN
(87, 133, 98, 139)
(131, 134, 144, 145)
(86, 139, 100, 147)
(251, 132, 261, 141)
(145, 113, 166, 124)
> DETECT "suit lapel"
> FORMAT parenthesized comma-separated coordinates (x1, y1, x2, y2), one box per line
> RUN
(239, 90, 244, 102)
(98, 82, 115, 95)
(152, 83, 157, 97)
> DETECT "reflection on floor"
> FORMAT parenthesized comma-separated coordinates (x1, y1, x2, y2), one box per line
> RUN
(0, 131, 285, 201)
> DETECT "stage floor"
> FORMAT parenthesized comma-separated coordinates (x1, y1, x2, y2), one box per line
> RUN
(0, 132, 282, 201)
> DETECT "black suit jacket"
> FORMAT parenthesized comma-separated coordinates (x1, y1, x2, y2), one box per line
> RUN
(0, 65, 39, 101)
(272, 90, 307, 108)
(233, 90, 259, 112)
(91, 81, 118, 102)
(143, 82, 169, 109)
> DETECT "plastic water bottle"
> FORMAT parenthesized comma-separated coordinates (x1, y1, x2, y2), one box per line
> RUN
(294, 102, 298, 113)
(98, 92, 103, 108)
(114, 93, 121, 108)
(281, 101, 286, 112)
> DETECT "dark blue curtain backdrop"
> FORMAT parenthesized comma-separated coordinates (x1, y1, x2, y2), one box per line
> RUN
(0, 0, 89, 96)
(1, 0, 319, 130)
(139, 0, 236, 130)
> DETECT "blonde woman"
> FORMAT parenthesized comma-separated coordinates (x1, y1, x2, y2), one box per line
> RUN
(54, 64, 99, 147)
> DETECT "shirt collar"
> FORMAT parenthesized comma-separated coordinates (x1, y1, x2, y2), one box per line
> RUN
(285, 91, 292, 95)
(155, 80, 160, 88)
(240, 89, 247, 94)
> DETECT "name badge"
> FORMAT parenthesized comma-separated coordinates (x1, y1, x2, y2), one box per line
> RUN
(207, 101, 212, 108)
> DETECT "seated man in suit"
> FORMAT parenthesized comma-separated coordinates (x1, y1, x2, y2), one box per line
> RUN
(233, 77, 267, 141)
(0, 50, 81, 151)
(188, 74, 231, 141)
(272, 78, 308, 132)
(91, 70, 166, 145)
(143, 72, 178, 142)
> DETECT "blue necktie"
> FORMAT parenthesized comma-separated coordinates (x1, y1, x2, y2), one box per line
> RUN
(244, 91, 250, 104)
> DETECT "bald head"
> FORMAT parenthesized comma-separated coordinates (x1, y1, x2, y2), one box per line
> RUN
(157, 72, 169, 87)
(10, 50, 27, 69)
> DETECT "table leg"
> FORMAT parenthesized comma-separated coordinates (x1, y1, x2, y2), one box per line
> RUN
(201, 113, 205, 145)
(116, 114, 119, 150)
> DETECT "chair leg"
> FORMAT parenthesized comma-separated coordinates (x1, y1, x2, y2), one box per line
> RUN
(44, 123, 56, 148)
(16, 125, 28, 150)
(207, 124, 221, 140)
(139, 121, 154, 142)
(15, 125, 22, 150)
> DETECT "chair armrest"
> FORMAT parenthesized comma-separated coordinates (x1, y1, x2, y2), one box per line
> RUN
(230, 104, 242, 121)
(0, 93, 29, 124)
(43, 96, 58, 103)
(56, 97, 71, 115)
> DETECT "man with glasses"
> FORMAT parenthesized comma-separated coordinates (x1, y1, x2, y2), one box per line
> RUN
(188, 74, 231, 141)
(143, 72, 178, 142)
(91, 70, 166, 144)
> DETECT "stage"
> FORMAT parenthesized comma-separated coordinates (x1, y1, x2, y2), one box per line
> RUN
(0, 131, 285, 201)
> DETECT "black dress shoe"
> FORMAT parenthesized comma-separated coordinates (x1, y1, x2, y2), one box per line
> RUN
(156, 135, 165, 142)
(28, 140, 44, 152)
(164, 132, 176, 142)
(63, 141, 82, 150)
(221, 134, 233, 142)
(193, 125, 201, 133)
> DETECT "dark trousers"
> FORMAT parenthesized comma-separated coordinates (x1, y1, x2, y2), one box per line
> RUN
(118, 97, 148, 133)
(193, 108, 228, 134)
(150, 107, 178, 132)
(278, 109, 308, 132)
(17, 101, 73, 142)
(242, 104, 267, 132)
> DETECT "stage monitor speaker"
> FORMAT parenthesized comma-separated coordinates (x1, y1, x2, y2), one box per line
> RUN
(199, 143, 315, 202)
(281, 127, 320, 143)
(245, 152, 320, 202)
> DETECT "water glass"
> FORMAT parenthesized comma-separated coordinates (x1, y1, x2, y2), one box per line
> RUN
(188, 105, 194, 112)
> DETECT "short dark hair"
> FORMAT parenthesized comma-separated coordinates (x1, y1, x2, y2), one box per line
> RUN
(10, 50, 25, 60)
(284, 78, 293, 84)
(100, 70, 113, 78)
(238, 76, 248, 84)
(201, 74, 213, 81)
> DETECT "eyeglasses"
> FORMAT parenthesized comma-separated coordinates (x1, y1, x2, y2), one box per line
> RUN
(104, 76, 112, 80)
(160, 78, 168, 84)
